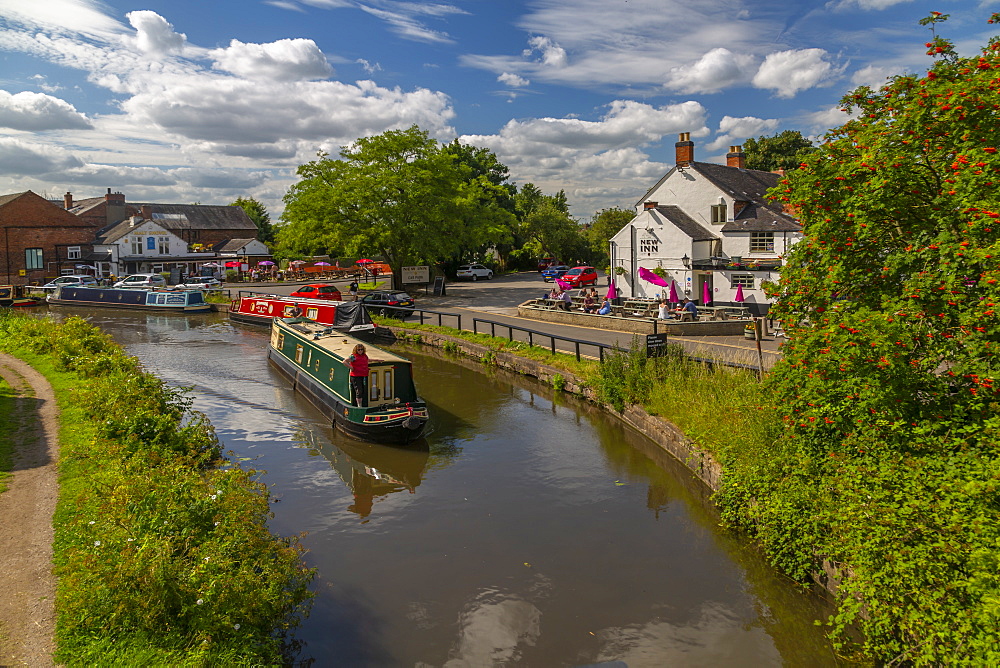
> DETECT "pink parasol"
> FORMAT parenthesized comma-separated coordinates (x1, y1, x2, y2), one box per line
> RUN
(225, 261, 241, 268)
(357, 258, 374, 263)
(703, 281, 711, 306)
(555, 278, 572, 291)
(668, 280, 678, 303)
(314, 261, 331, 266)
(637, 266, 669, 287)
(258, 260, 275, 266)
(735, 284, 745, 302)
(606, 278, 618, 300)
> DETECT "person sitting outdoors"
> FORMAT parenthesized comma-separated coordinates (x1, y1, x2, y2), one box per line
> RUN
(559, 288, 573, 311)
(675, 297, 699, 320)
(597, 298, 612, 315)
(582, 291, 597, 313)
(657, 300, 670, 320)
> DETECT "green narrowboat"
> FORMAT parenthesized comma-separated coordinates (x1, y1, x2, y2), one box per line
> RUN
(267, 317, 428, 445)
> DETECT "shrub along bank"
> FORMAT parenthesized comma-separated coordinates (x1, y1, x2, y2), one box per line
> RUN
(0, 312, 313, 666)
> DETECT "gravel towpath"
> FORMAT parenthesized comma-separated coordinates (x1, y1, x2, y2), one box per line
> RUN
(0, 353, 59, 666)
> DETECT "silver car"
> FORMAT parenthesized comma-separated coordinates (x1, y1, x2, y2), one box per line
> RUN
(114, 273, 167, 288)
(39, 275, 99, 292)
(456, 264, 493, 281)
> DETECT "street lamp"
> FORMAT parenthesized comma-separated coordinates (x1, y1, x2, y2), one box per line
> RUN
(681, 253, 690, 269)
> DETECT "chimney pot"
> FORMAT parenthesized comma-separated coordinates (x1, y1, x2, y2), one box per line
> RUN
(64, 192, 73, 209)
(726, 145, 745, 170)
(675, 132, 694, 168)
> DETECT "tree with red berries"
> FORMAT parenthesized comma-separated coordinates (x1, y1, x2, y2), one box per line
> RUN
(718, 13, 1000, 663)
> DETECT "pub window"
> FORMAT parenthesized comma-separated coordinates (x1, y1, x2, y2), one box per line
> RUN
(730, 274, 754, 289)
(750, 232, 774, 252)
(158, 237, 169, 254)
(25, 248, 43, 270)
(710, 203, 727, 223)
(131, 237, 144, 254)
(67, 246, 81, 260)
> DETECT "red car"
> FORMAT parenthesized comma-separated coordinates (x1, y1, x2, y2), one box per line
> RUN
(289, 284, 343, 300)
(537, 257, 558, 272)
(560, 266, 599, 287)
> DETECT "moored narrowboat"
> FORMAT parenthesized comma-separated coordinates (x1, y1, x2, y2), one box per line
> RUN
(229, 292, 375, 334)
(268, 317, 428, 445)
(0, 285, 41, 308)
(47, 286, 211, 312)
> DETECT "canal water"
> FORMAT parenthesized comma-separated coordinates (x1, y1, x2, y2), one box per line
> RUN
(55, 309, 838, 667)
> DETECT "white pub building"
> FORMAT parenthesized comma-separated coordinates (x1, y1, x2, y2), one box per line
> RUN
(609, 133, 802, 315)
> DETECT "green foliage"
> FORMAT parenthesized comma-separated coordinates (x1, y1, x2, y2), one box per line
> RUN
(586, 207, 634, 266)
(0, 378, 16, 493)
(280, 126, 512, 285)
(718, 15, 1000, 663)
(0, 313, 313, 664)
(742, 130, 815, 172)
(551, 373, 566, 392)
(230, 196, 275, 244)
(510, 183, 589, 267)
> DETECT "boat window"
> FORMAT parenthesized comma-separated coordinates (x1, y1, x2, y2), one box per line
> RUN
(383, 369, 393, 400)
(369, 370, 380, 402)
(283, 306, 297, 317)
(295, 345, 303, 364)
(276, 332, 284, 350)
(307, 308, 319, 319)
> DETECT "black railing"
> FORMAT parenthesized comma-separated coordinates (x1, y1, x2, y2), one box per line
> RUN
(472, 317, 612, 362)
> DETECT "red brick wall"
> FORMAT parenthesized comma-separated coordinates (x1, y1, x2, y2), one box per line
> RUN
(0, 192, 99, 285)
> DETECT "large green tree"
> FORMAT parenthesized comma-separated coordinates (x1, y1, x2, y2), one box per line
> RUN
(510, 184, 587, 266)
(230, 196, 275, 244)
(279, 126, 510, 286)
(719, 14, 1000, 663)
(586, 207, 634, 267)
(742, 130, 815, 172)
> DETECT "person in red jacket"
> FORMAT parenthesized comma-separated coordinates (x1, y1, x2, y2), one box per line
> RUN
(344, 343, 370, 407)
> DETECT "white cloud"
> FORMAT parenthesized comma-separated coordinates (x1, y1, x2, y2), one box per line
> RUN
(210, 39, 333, 81)
(0, 0, 123, 38)
(0, 137, 84, 175)
(0, 90, 92, 130)
(125, 11, 187, 56)
(829, 0, 914, 9)
(851, 64, 897, 89)
(667, 48, 756, 94)
(523, 36, 567, 68)
(752, 48, 839, 98)
(706, 116, 780, 151)
(357, 5, 455, 44)
(801, 105, 855, 134)
(498, 72, 529, 88)
(357, 58, 382, 74)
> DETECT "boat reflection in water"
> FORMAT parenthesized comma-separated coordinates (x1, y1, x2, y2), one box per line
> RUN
(301, 429, 429, 519)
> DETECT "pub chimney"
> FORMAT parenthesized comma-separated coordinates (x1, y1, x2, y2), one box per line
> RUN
(675, 132, 694, 167)
(643, 201, 658, 210)
(63, 192, 73, 209)
(140, 205, 152, 219)
(726, 145, 746, 170)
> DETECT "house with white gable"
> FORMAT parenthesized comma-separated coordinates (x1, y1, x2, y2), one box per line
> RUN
(609, 132, 802, 315)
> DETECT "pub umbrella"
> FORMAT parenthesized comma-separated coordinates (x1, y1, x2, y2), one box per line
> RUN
(258, 260, 275, 266)
(315, 261, 331, 266)
(735, 284, 745, 303)
(703, 280, 711, 306)
(637, 266, 669, 288)
(605, 277, 618, 300)
(555, 278, 572, 291)
(668, 280, 679, 304)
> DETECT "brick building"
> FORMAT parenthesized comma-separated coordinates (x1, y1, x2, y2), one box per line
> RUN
(0, 191, 98, 285)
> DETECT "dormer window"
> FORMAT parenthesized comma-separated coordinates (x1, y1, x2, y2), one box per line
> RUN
(711, 203, 727, 223)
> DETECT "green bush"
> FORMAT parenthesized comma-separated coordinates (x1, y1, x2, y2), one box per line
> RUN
(0, 313, 313, 664)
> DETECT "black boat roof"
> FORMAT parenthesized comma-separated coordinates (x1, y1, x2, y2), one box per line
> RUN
(275, 317, 411, 364)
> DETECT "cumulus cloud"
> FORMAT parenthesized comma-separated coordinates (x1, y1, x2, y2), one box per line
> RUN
(801, 105, 855, 133)
(667, 48, 755, 94)
(523, 36, 568, 68)
(752, 49, 839, 98)
(705, 115, 780, 151)
(126, 11, 187, 56)
(498, 72, 529, 87)
(0, 137, 85, 175)
(210, 39, 333, 81)
(0, 90, 92, 131)
(851, 64, 897, 89)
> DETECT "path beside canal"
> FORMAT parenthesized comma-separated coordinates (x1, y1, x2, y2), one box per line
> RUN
(0, 353, 58, 666)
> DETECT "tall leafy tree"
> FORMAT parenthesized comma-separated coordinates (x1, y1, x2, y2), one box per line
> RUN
(719, 14, 1000, 663)
(586, 207, 635, 267)
(742, 130, 815, 172)
(511, 184, 585, 265)
(279, 126, 508, 286)
(230, 196, 275, 244)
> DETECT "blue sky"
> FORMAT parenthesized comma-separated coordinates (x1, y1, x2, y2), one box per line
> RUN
(0, 0, 995, 222)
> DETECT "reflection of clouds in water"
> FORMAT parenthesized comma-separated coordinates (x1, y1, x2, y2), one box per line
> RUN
(443, 588, 542, 667)
(594, 601, 780, 667)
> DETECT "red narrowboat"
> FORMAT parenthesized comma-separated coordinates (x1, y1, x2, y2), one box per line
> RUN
(229, 292, 376, 335)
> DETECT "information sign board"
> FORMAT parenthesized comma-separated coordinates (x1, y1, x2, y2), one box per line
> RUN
(646, 332, 669, 357)
(432, 275, 446, 296)
(402, 266, 430, 283)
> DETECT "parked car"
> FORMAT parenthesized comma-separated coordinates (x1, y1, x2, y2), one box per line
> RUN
(560, 266, 599, 288)
(537, 257, 557, 272)
(114, 273, 167, 289)
(289, 284, 343, 301)
(39, 274, 99, 292)
(360, 290, 415, 318)
(541, 265, 570, 282)
(456, 264, 493, 281)
(177, 277, 223, 290)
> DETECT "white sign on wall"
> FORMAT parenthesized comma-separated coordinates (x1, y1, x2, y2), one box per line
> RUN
(402, 266, 430, 283)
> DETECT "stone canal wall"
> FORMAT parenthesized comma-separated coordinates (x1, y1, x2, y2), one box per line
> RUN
(378, 325, 724, 493)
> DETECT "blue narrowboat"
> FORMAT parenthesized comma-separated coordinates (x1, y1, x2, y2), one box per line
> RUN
(47, 286, 211, 312)
(268, 317, 428, 445)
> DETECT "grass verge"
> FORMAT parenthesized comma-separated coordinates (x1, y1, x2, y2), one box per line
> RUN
(0, 377, 16, 494)
(0, 311, 314, 666)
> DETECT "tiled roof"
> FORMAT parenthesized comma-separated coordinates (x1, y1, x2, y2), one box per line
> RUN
(213, 238, 259, 252)
(0, 192, 25, 207)
(131, 204, 256, 231)
(689, 162, 800, 232)
(649, 205, 717, 241)
(721, 202, 801, 233)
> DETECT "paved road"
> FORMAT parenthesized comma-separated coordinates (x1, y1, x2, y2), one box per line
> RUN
(228, 272, 784, 367)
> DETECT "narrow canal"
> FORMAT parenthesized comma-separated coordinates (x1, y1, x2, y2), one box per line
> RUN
(58, 309, 838, 666)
